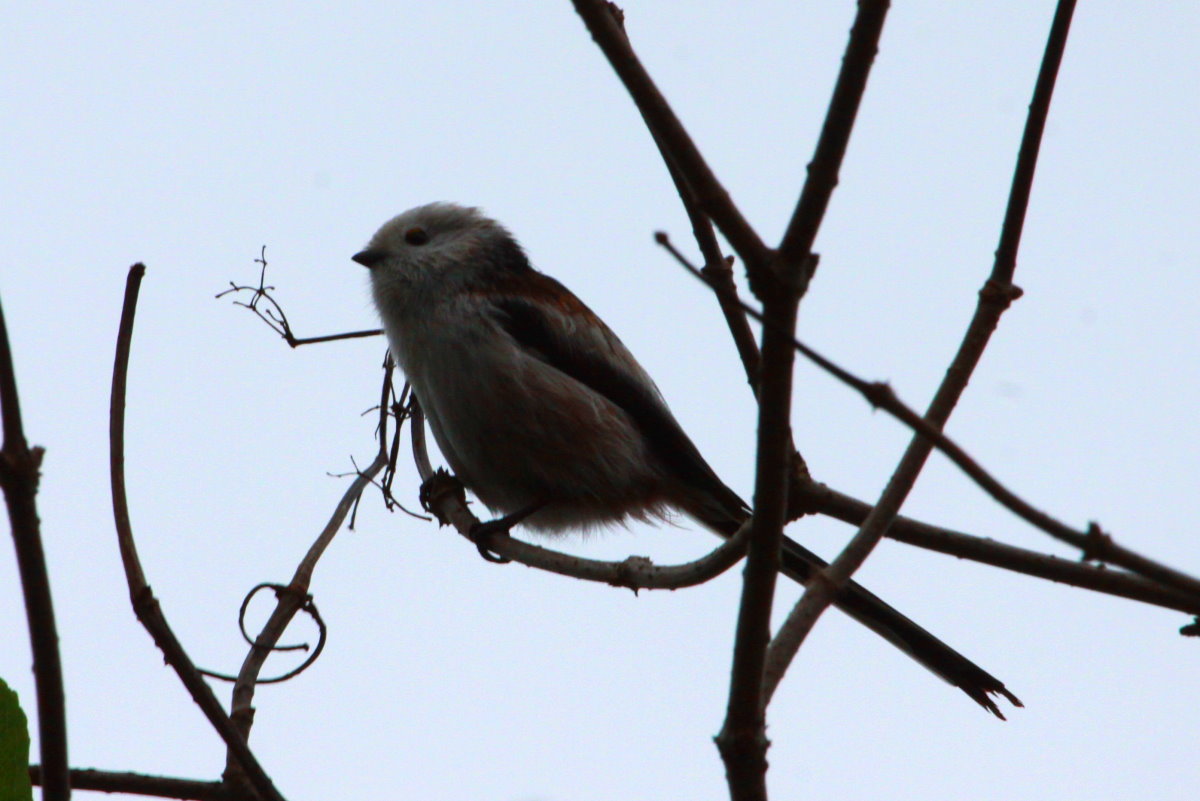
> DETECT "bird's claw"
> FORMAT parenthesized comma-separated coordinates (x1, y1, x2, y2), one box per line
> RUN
(467, 502, 545, 564)
(469, 517, 515, 563)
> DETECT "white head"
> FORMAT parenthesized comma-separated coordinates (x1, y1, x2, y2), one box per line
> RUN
(352, 202, 529, 299)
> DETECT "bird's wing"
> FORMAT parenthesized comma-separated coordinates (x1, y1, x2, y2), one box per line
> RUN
(482, 271, 748, 522)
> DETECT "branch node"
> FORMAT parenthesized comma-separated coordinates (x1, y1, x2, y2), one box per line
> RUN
(863, 380, 894, 410)
(602, 0, 625, 29)
(1081, 521, 1113, 563)
(612, 555, 655, 592)
(808, 565, 841, 597)
(713, 724, 771, 777)
(419, 469, 468, 527)
(979, 278, 1025, 308)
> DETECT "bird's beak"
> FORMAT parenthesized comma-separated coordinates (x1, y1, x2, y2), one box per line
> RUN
(352, 248, 385, 268)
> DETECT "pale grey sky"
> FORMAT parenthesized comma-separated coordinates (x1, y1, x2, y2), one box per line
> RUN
(2, 2, 1198, 799)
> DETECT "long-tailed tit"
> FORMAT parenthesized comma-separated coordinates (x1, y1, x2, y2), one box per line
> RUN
(354, 202, 1020, 717)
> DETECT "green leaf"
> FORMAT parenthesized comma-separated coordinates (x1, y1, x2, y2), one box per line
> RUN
(0, 678, 33, 801)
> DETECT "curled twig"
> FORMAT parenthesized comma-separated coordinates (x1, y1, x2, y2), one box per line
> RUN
(197, 583, 328, 685)
(224, 358, 397, 783)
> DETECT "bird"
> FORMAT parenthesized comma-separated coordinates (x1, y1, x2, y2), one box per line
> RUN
(353, 202, 1020, 718)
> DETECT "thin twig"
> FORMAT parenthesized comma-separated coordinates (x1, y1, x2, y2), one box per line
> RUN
(763, 0, 1078, 705)
(30, 767, 229, 801)
(408, 399, 751, 590)
(653, 167, 761, 393)
(224, 362, 395, 778)
(109, 264, 286, 801)
(217, 247, 382, 348)
(198, 583, 328, 684)
(0, 295, 68, 800)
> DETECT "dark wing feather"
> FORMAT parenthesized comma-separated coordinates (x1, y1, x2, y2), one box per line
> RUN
(490, 285, 748, 522)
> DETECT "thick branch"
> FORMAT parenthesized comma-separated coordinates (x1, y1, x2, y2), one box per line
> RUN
(710, 1, 893, 792)
(0, 295, 69, 799)
(714, 290, 797, 801)
(763, 0, 1078, 701)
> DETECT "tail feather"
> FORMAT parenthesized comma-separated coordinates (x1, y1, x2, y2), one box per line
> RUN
(688, 500, 1021, 718)
(778, 536, 1022, 718)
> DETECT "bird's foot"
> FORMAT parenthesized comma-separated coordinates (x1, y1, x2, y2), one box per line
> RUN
(468, 502, 544, 564)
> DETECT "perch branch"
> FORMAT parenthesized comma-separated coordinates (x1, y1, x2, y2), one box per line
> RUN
(409, 397, 751, 590)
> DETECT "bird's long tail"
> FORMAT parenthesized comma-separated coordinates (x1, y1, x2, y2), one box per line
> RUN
(776, 534, 1021, 718)
(691, 500, 1021, 718)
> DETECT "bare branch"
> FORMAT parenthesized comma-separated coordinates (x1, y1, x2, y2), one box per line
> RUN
(992, 0, 1077, 285)
(661, 232, 1200, 601)
(30, 766, 230, 801)
(807, 483, 1200, 616)
(225, 403, 391, 768)
(570, 0, 770, 271)
(0, 293, 68, 799)
(652, 157, 761, 393)
(776, 1, 889, 275)
(109, 264, 286, 801)
(713, 291, 793, 800)
(707, 2, 894, 790)
(763, 0, 1078, 705)
(613, 7, 762, 394)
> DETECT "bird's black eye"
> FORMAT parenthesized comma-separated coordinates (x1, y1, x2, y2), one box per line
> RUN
(404, 226, 429, 246)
